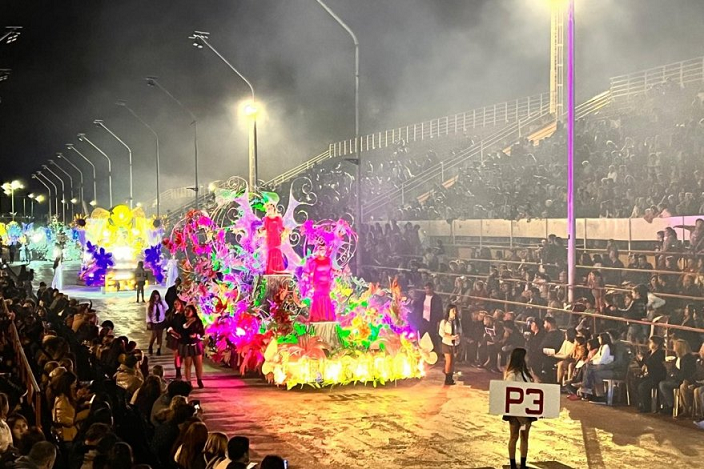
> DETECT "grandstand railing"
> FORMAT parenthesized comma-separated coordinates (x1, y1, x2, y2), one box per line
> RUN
(265, 149, 331, 189)
(387, 214, 703, 250)
(361, 89, 614, 220)
(328, 93, 550, 158)
(9, 322, 42, 430)
(610, 55, 704, 99)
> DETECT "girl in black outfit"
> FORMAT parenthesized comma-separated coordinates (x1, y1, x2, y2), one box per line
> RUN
(178, 305, 205, 388)
(166, 299, 186, 379)
(634, 336, 666, 412)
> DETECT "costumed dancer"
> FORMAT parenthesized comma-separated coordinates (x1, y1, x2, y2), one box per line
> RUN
(51, 250, 64, 291)
(263, 200, 286, 275)
(439, 304, 461, 385)
(503, 348, 536, 469)
(165, 298, 186, 379)
(165, 257, 180, 288)
(307, 244, 335, 322)
(146, 290, 168, 356)
(179, 304, 205, 388)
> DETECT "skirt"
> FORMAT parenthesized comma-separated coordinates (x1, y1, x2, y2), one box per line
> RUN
(442, 343, 456, 355)
(166, 334, 179, 350)
(178, 342, 204, 358)
(502, 416, 538, 425)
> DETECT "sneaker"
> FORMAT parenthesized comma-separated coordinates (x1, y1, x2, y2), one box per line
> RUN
(693, 420, 704, 430)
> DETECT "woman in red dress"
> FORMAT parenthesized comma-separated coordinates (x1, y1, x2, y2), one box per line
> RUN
(308, 248, 335, 322)
(263, 203, 286, 274)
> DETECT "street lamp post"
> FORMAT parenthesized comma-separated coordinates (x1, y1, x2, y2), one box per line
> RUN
(0, 26, 22, 45)
(189, 31, 259, 190)
(66, 144, 98, 208)
(145, 77, 199, 207)
(77, 133, 113, 208)
(35, 172, 57, 220)
(116, 100, 161, 216)
(42, 165, 66, 222)
(49, 159, 74, 220)
(1, 180, 24, 220)
(94, 120, 133, 208)
(314, 0, 362, 275)
(57, 153, 84, 210)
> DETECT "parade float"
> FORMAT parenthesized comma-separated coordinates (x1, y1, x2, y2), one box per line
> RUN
(1, 219, 82, 263)
(166, 177, 434, 389)
(76, 205, 165, 291)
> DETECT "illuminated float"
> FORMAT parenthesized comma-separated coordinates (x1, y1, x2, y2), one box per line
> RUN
(166, 177, 434, 389)
(77, 205, 164, 291)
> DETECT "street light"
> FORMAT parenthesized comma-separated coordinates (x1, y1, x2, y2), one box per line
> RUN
(145, 77, 199, 207)
(49, 159, 75, 219)
(57, 152, 85, 210)
(66, 144, 98, 207)
(0, 26, 22, 45)
(313, 0, 362, 275)
(77, 133, 113, 207)
(42, 165, 66, 222)
(189, 31, 259, 190)
(34, 172, 57, 220)
(1, 180, 23, 220)
(116, 100, 161, 216)
(94, 119, 133, 208)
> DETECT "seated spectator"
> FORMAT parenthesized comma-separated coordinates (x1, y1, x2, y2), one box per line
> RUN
(150, 403, 196, 469)
(11, 441, 56, 469)
(563, 336, 588, 387)
(174, 421, 208, 469)
(68, 422, 113, 469)
(150, 380, 193, 427)
(633, 336, 667, 413)
(6, 413, 28, 450)
(214, 436, 250, 469)
(131, 375, 164, 419)
(202, 432, 228, 469)
(537, 317, 566, 382)
(569, 333, 614, 401)
(552, 328, 577, 386)
(260, 456, 287, 469)
(659, 339, 696, 414)
(114, 354, 144, 399)
(680, 343, 704, 420)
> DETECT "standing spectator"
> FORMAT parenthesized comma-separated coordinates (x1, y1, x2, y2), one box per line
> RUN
(413, 283, 443, 353)
(134, 261, 148, 303)
(12, 441, 56, 469)
(179, 305, 205, 389)
(52, 372, 79, 444)
(166, 278, 182, 312)
(6, 413, 28, 449)
(0, 393, 12, 453)
(146, 290, 168, 356)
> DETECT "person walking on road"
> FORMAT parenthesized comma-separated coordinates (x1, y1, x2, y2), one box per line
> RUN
(147, 290, 168, 356)
(135, 261, 148, 303)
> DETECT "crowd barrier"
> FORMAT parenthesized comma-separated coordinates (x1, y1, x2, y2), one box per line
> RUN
(9, 322, 42, 430)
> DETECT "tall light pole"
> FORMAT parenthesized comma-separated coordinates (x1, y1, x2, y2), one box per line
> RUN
(116, 100, 161, 216)
(66, 144, 98, 208)
(1, 180, 24, 220)
(35, 172, 58, 220)
(565, 0, 576, 303)
(314, 0, 361, 275)
(145, 77, 199, 207)
(31, 179, 50, 220)
(78, 133, 113, 208)
(49, 159, 74, 220)
(57, 152, 84, 211)
(189, 31, 259, 190)
(42, 165, 66, 222)
(94, 120, 133, 208)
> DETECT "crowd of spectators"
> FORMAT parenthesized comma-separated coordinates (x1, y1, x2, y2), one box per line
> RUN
(270, 82, 704, 224)
(0, 270, 289, 469)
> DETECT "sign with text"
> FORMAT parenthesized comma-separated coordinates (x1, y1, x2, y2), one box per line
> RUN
(489, 381, 561, 418)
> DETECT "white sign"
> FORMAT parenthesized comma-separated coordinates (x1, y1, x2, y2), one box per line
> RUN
(489, 380, 561, 419)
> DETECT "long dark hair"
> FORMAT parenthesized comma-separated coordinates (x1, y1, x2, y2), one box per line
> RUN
(505, 348, 533, 382)
(148, 290, 162, 319)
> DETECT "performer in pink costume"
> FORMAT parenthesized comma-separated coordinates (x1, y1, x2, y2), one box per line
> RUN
(263, 202, 286, 274)
(308, 247, 335, 322)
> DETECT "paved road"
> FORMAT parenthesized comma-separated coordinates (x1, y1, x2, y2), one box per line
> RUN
(58, 284, 704, 469)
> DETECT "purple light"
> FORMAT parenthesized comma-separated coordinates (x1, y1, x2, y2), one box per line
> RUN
(566, 0, 576, 303)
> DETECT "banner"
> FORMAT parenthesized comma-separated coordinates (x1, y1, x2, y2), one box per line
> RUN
(489, 380, 561, 418)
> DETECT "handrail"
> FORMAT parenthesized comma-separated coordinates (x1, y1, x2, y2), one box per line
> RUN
(9, 323, 42, 430)
(610, 56, 704, 99)
(264, 149, 331, 188)
(362, 106, 551, 218)
(328, 93, 550, 158)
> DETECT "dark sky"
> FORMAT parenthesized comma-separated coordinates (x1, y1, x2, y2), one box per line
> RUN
(1, 0, 703, 207)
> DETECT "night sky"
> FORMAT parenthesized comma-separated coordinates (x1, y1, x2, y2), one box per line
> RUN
(1, 0, 703, 208)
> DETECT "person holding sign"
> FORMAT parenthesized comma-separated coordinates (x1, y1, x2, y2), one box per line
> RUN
(503, 348, 535, 469)
(439, 304, 462, 385)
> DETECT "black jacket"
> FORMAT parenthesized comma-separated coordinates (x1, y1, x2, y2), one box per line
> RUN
(414, 293, 443, 327)
(638, 348, 666, 382)
(670, 353, 697, 383)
